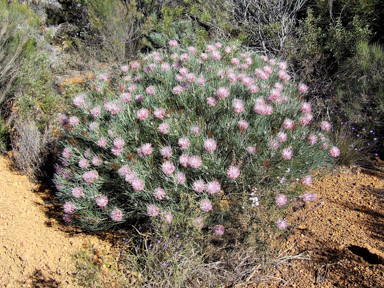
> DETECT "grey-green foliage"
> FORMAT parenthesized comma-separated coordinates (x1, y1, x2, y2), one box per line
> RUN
(0, 0, 40, 117)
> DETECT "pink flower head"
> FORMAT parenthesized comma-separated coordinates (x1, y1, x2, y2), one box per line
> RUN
(276, 218, 288, 230)
(261, 55, 268, 62)
(241, 77, 252, 87)
(263, 66, 273, 75)
(278, 132, 288, 143)
(162, 211, 173, 223)
(298, 83, 308, 93)
(278, 70, 290, 81)
(233, 99, 244, 113)
(121, 65, 129, 72)
(275, 194, 287, 207)
(225, 46, 232, 53)
(114, 138, 125, 149)
(249, 85, 259, 94)
(137, 108, 149, 121)
(140, 143, 152, 156)
(125, 172, 137, 183)
(72, 187, 83, 198)
(90, 106, 101, 117)
(97, 137, 107, 148)
(206, 44, 216, 52)
(193, 180, 206, 193)
(73, 95, 85, 107)
(118, 165, 131, 177)
(268, 140, 279, 150)
(178, 138, 190, 150)
(89, 122, 98, 132)
(231, 58, 240, 66)
(111, 209, 123, 221)
(197, 76, 206, 86)
(130, 62, 140, 70)
(329, 146, 340, 157)
(274, 82, 284, 91)
(154, 108, 166, 119)
(135, 94, 144, 103)
(245, 57, 253, 65)
(69, 116, 79, 126)
(169, 40, 178, 47)
(180, 53, 189, 62)
(128, 84, 137, 92)
(191, 126, 200, 136)
(186, 73, 196, 83)
(215, 42, 222, 48)
(147, 204, 159, 217)
(269, 59, 276, 65)
(179, 67, 188, 75)
(153, 187, 166, 200)
(188, 46, 197, 54)
(214, 225, 224, 236)
(299, 114, 313, 127)
(283, 119, 294, 130)
(204, 139, 217, 152)
(111, 146, 123, 156)
(201, 52, 208, 60)
(78, 159, 90, 169)
(308, 134, 318, 145)
(161, 63, 171, 72)
(207, 97, 217, 107)
(267, 89, 281, 102)
(162, 161, 175, 175)
(227, 166, 240, 179)
(320, 121, 332, 131)
(160, 146, 172, 158)
(302, 192, 318, 202)
(238, 120, 249, 131)
(173, 86, 183, 95)
(265, 105, 274, 115)
(188, 155, 202, 169)
(301, 102, 311, 114)
(146, 86, 155, 96)
(322, 142, 329, 150)
(124, 75, 132, 81)
(99, 74, 108, 81)
(216, 87, 229, 99)
(246, 146, 256, 154)
(211, 50, 221, 60)
(62, 148, 72, 159)
(194, 217, 204, 229)
(96, 195, 108, 207)
(63, 202, 75, 214)
(63, 214, 73, 223)
(132, 178, 145, 191)
(281, 148, 293, 160)
(179, 154, 189, 167)
(206, 181, 221, 194)
(302, 176, 313, 186)
(175, 172, 186, 185)
(200, 199, 212, 212)
(278, 62, 287, 70)
(82, 170, 99, 183)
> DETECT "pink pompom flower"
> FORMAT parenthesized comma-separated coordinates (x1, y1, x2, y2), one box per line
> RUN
(91, 106, 101, 117)
(233, 99, 244, 113)
(204, 139, 217, 152)
(175, 172, 186, 185)
(73, 95, 85, 107)
(178, 138, 190, 150)
(137, 108, 149, 121)
(114, 138, 125, 149)
(173, 86, 184, 95)
(238, 120, 249, 131)
(278, 132, 288, 143)
(162, 211, 173, 223)
(283, 119, 294, 130)
(78, 159, 90, 169)
(301, 102, 311, 114)
(153, 187, 166, 200)
(227, 166, 240, 179)
(154, 108, 165, 119)
(268, 140, 279, 150)
(96, 195, 108, 207)
(322, 142, 329, 150)
(298, 83, 308, 93)
(97, 137, 107, 148)
(179, 154, 189, 167)
(302, 176, 313, 186)
(191, 126, 200, 136)
(83, 170, 99, 183)
(160, 146, 172, 158)
(308, 135, 318, 145)
(69, 116, 79, 126)
(246, 146, 256, 154)
(281, 148, 293, 160)
(146, 86, 155, 96)
(200, 199, 213, 212)
(189, 156, 202, 169)
(276, 218, 288, 230)
(275, 194, 287, 207)
(111, 209, 123, 221)
(162, 161, 175, 175)
(63, 202, 75, 214)
(147, 205, 159, 217)
(72, 187, 83, 198)
(213, 225, 224, 236)
(216, 87, 229, 99)
(193, 180, 206, 193)
(132, 179, 145, 191)
(320, 121, 332, 131)
(211, 50, 221, 60)
(302, 192, 318, 202)
(62, 148, 72, 159)
(158, 123, 170, 134)
(231, 58, 240, 66)
(169, 40, 178, 47)
(329, 146, 340, 157)
(207, 97, 217, 107)
(206, 181, 221, 194)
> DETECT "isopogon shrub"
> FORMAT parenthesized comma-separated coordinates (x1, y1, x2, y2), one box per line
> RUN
(53, 41, 339, 231)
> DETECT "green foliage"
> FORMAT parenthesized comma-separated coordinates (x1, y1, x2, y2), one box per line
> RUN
(0, 0, 41, 117)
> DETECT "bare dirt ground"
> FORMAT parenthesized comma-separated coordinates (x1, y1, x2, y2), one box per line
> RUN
(1, 153, 384, 287)
(0, 155, 116, 287)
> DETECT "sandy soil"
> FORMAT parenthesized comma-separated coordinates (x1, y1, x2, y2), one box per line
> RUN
(1, 153, 384, 287)
(0, 155, 114, 287)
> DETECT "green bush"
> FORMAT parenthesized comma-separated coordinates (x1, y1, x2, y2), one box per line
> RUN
(53, 41, 338, 233)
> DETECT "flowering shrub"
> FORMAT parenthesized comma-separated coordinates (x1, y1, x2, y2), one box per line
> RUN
(54, 41, 338, 231)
